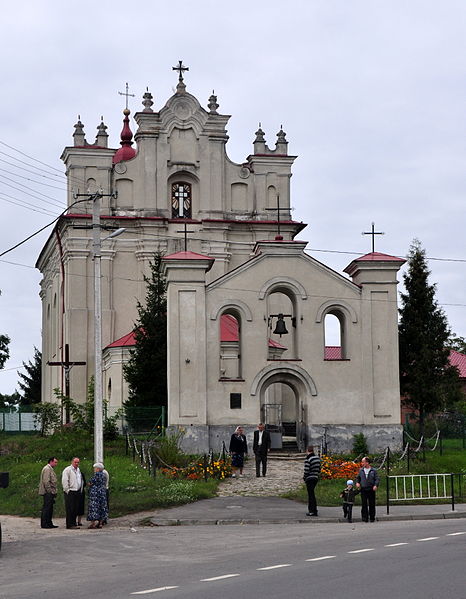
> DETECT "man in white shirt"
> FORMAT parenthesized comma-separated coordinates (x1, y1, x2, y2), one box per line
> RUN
(62, 457, 84, 529)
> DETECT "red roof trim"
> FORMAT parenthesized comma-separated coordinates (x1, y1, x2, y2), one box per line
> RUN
(106, 330, 137, 348)
(354, 252, 405, 263)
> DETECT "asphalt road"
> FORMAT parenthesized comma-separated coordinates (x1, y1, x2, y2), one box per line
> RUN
(1, 520, 465, 599)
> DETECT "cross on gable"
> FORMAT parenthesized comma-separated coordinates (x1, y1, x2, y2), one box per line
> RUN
(362, 222, 385, 253)
(172, 60, 189, 82)
(118, 82, 135, 110)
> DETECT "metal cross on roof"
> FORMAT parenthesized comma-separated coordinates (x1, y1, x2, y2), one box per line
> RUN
(176, 221, 195, 252)
(362, 222, 385, 253)
(265, 194, 292, 240)
(172, 60, 189, 82)
(118, 82, 135, 110)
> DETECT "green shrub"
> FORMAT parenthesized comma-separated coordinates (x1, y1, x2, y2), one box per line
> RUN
(352, 432, 368, 456)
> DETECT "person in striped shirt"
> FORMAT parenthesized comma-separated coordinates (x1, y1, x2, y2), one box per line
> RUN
(303, 445, 321, 516)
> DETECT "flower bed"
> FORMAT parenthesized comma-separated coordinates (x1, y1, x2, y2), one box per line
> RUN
(161, 458, 232, 480)
(320, 455, 360, 480)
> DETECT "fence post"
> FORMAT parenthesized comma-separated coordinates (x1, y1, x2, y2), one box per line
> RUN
(386, 473, 390, 515)
(407, 444, 410, 474)
(451, 473, 455, 511)
(203, 454, 208, 482)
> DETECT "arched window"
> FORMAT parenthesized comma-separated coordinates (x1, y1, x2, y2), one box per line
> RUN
(266, 288, 298, 360)
(324, 310, 347, 360)
(219, 312, 241, 379)
(171, 181, 192, 218)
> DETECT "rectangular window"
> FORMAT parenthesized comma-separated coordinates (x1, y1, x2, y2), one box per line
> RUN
(230, 393, 242, 409)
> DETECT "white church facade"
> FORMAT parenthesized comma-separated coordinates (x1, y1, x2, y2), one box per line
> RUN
(36, 65, 404, 453)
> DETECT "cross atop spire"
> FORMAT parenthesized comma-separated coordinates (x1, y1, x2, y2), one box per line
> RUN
(118, 82, 135, 110)
(362, 222, 385, 253)
(173, 60, 189, 92)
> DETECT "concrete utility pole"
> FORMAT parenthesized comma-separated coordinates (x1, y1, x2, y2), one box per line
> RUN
(73, 190, 123, 464)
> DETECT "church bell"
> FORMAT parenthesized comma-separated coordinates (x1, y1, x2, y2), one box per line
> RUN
(273, 313, 288, 336)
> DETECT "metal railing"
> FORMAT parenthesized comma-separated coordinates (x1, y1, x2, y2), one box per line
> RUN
(386, 473, 455, 514)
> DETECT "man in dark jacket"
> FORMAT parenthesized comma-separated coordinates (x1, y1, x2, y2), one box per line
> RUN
(303, 446, 321, 516)
(253, 423, 271, 477)
(356, 456, 380, 522)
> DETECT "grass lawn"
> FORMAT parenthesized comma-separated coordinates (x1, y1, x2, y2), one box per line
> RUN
(0, 432, 220, 518)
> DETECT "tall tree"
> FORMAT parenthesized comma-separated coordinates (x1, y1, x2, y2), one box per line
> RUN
(123, 254, 167, 414)
(399, 240, 462, 434)
(17, 347, 42, 405)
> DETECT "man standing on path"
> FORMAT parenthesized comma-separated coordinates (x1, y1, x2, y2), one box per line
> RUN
(253, 423, 271, 477)
(62, 457, 84, 529)
(38, 457, 58, 529)
(303, 445, 321, 516)
(356, 456, 380, 522)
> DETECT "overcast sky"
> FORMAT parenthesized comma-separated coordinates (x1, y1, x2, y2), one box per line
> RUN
(0, 0, 465, 395)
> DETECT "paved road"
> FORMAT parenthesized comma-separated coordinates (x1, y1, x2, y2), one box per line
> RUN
(1, 519, 465, 598)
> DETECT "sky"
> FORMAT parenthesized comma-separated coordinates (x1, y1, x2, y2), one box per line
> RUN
(0, 0, 465, 394)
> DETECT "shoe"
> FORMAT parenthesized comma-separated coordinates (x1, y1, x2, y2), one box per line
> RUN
(50, 524, 59, 528)
(256, 475, 260, 478)
(362, 519, 368, 522)
(77, 522, 83, 527)
(67, 526, 80, 529)
(348, 519, 352, 523)
(41, 525, 58, 529)
(306, 512, 318, 517)
(370, 519, 375, 523)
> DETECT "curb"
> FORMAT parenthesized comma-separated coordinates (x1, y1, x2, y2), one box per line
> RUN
(150, 511, 466, 526)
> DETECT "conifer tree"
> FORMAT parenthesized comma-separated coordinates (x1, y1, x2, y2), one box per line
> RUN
(123, 254, 167, 420)
(17, 346, 42, 405)
(399, 240, 461, 434)
(0, 334, 9, 370)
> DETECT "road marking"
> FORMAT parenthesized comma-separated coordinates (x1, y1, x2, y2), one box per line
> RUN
(385, 543, 408, 547)
(417, 537, 439, 542)
(447, 532, 466, 536)
(201, 574, 240, 582)
(306, 556, 337, 562)
(131, 587, 178, 595)
(348, 548, 374, 554)
(257, 564, 291, 570)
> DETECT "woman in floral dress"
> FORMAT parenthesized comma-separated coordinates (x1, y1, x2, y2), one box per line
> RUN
(87, 463, 108, 529)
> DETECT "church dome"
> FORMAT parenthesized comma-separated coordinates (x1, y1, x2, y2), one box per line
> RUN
(113, 108, 136, 164)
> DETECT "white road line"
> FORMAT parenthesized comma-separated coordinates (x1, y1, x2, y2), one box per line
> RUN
(201, 574, 240, 582)
(385, 543, 409, 547)
(417, 537, 439, 542)
(131, 587, 179, 595)
(447, 532, 466, 536)
(348, 548, 375, 554)
(257, 564, 291, 571)
(306, 556, 337, 562)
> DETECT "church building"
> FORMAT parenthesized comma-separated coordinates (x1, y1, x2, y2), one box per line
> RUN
(36, 64, 404, 453)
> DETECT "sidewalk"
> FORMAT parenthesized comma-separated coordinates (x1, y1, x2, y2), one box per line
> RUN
(148, 496, 466, 526)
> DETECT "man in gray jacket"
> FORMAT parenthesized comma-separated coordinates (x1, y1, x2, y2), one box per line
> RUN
(356, 456, 380, 522)
(38, 457, 58, 529)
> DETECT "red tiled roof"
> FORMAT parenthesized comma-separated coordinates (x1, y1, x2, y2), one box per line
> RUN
(324, 346, 343, 360)
(106, 330, 137, 348)
(354, 252, 405, 262)
(449, 350, 466, 379)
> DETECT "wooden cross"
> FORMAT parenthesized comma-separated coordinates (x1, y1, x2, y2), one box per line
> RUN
(172, 60, 189, 82)
(118, 82, 135, 110)
(265, 194, 292, 239)
(176, 221, 195, 252)
(362, 222, 385, 253)
(48, 343, 86, 423)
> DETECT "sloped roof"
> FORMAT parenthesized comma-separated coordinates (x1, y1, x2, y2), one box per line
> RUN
(449, 349, 466, 379)
(354, 251, 405, 263)
(106, 330, 137, 348)
(324, 346, 343, 360)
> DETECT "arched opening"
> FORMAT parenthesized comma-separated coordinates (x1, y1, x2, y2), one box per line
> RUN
(266, 288, 298, 359)
(323, 309, 347, 360)
(219, 311, 242, 379)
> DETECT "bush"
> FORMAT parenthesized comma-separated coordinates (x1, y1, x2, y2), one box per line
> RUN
(352, 432, 368, 456)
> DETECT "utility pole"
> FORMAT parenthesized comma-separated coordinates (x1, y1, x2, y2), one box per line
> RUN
(73, 190, 122, 464)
